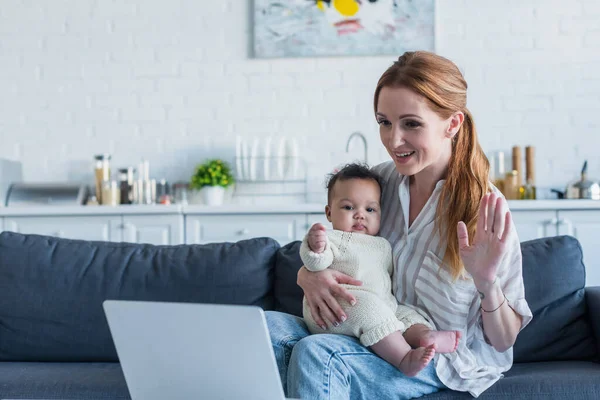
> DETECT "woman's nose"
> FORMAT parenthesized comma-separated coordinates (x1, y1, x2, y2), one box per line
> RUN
(386, 124, 405, 148)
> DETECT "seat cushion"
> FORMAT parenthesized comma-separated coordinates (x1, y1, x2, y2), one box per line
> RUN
(0, 232, 279, 362)
(423, 361, 600, 399)
(0, 362, 130, 399)
(514, 236, 598, 362)
(273, 241, 304, 317)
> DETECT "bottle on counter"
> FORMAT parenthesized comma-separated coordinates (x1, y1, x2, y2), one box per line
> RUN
(520, 146, 537, 200)
(503, 170, 519, 200)
(491, 151, 506, 194)
(118, 167, 136, 205)
(94, 154, 111, 205)
(512, 146, 523, 193)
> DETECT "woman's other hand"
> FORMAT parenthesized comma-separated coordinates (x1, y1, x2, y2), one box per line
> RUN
(457, 193, 512, 286)
(297, 266, 362, 329)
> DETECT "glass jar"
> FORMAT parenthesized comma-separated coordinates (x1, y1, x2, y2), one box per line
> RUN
(173, 182, 189, 205)
(118, 167, 135, 205)
(101, 180, 120, 206)
(94, 154, 111, 204)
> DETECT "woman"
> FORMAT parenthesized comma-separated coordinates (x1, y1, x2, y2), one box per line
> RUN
(266, 51, 532, 399)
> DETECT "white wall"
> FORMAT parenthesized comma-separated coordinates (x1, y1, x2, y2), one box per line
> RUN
(0, 0, 599, 199)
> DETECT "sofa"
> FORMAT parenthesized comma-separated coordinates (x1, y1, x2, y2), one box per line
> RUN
(0, 231, 598, 400)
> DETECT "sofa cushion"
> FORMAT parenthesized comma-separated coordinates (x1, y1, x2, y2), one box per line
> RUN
(0, 232, 279, 362)
(423, 361, 600, 399)
(0, 362, 130, 400)
(514, 235, 598, 362)
(274, 241, 304, 317)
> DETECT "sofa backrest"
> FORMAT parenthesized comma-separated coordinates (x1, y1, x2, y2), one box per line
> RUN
(0, 232, 280, 362)
(272, 236, 598, 363)
(514, 235, 597, 362)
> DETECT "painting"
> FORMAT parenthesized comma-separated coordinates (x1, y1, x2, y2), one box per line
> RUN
(253, 0, 435, 58)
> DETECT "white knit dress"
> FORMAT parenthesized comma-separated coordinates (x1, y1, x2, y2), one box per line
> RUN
(300, 230, 432, 346)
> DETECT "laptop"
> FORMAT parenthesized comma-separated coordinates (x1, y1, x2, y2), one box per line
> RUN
(103, 300, 292, 400)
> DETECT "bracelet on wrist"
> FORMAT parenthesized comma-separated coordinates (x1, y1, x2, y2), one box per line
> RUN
(480, 292, 507, 313)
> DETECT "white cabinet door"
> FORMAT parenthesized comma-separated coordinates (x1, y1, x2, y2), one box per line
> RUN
(4, 216, 122, 241)
(511, 210, 558, 242)
(186, 214, 305, 245)
(557, 210, 600, 287)
(121, 215, 184, 245)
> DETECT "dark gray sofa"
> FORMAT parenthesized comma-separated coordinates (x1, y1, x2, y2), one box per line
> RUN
(0, 231, 598, 399)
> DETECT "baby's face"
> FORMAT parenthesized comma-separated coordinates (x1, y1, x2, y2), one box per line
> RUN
(326, 178, 381, 235)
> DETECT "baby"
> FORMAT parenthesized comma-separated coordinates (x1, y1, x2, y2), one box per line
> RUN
(300, 163, 461, 376)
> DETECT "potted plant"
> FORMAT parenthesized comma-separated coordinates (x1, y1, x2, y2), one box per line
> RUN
(190, 159, 235, 206)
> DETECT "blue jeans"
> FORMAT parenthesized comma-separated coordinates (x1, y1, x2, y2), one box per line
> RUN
(266, 311, 445, 400)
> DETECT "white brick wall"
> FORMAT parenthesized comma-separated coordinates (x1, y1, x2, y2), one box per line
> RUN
(0, 0, 599, 199)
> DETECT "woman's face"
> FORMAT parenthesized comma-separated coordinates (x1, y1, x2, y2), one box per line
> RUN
(376, 86, 461, 180)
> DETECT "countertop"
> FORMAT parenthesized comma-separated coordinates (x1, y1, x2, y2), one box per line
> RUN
(1, 200, 600, 217)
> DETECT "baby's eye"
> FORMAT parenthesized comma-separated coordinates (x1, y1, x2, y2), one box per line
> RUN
(367, 207, 376, 213)
(343, 205, 353, 210)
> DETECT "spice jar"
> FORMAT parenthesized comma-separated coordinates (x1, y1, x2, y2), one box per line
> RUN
(101, 180, 121, 206)
(94, 154, 111, 204)
(118, 167, 135, 205)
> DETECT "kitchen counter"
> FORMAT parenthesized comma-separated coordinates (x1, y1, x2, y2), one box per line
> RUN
(0, 200, 600, 216)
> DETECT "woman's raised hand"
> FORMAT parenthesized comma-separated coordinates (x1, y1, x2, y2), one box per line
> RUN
(457, 192, 512, 286)
(297, 266, 362, 330)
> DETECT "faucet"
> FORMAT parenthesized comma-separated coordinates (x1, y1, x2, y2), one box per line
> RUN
(345, 131, 368, 164)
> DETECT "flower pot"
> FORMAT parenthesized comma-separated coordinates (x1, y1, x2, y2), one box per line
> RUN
(201, 186, 225, 206)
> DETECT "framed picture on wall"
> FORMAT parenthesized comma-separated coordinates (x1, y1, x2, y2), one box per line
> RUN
(253, 0, 435, 58)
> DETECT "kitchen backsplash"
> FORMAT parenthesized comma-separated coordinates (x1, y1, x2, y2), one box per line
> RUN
(0, 0, 599, 198)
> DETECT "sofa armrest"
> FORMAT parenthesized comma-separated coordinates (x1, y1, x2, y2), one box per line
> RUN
(586, 286, 600, 355)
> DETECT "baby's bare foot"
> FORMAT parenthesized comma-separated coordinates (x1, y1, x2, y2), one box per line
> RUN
(419, 330, 461, 353)
(398, 344, 436, 377)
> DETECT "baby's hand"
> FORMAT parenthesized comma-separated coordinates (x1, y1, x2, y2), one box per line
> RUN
(307, 223, 327, 253)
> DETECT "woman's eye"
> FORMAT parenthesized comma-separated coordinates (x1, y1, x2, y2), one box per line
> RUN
(405, 120, 421, 128)
(377, 119, 391, 127)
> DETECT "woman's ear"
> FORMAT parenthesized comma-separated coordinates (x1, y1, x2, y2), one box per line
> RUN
(446, 111, 465, 139)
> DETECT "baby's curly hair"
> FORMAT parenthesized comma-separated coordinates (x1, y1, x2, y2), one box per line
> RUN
(326, 163, 384, 204)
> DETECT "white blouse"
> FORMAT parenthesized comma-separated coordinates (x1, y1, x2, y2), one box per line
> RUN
(373, 161, 533, 398)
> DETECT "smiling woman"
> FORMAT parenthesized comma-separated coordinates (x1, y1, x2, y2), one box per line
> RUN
(266, 51, 532, 400)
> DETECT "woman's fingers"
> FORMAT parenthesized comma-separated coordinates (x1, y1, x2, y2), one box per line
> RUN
(323, 294, 346, 325)
(334, 285, 357, 306)
(477, 193, 488, 234)
(501, 211, 512, 243)
(493, 196, 506, 239)
(317, 299, 340, 327)
(486, 193, 497, 233)
(457, 221, 470, 249)
(307, 299, 327, 330)
(334, 271, 363, 287)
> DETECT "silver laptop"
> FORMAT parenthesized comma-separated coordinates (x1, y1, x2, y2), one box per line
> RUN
(103, 300, 291, 400)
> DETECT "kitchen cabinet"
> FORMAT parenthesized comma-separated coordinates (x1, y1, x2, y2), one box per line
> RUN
(3, 216, 122, 242)
(121, 215, 184, 245)
(185, 214, 305, 245)
(0, 217, 3, 233)
(557, 211, 600, 287)
(511, 210, 558, 242)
